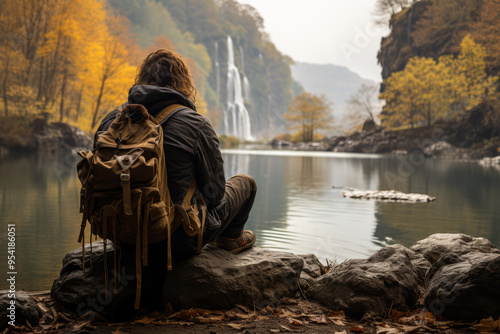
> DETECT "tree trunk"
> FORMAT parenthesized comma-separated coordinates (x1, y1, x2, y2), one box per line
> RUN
(37, 56, 44, 101)
(2, 58, 9, 117)
(91, 76, 107, 130)
(59, 70, 67, 122)
(427, 102, 431, 127)
(74, 85, 83, 122)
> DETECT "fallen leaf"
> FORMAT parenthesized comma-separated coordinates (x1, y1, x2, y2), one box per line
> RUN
(254, 315, 269, 321)
(288, 317, 305, 326)
(279, 324, 294, 332)
(474, 317, 500, 332)
(37, 302, 50, 314)
(390, 310, 406, 319)
(131, 316, 156, 325)
(163, 320, 194, 326)
(235, 304, 250, 314)
(334, 331, 347, 334)
(330, 310, 346, 319)
(350, 325, 365, 333)
(49, 306, 59, 319)
(282, 297, 299, 305)
(192, 315, 225, 324)
(309, 314, 328, 324)
(71, 321, 95, 332)
(167, 308, 200, 320)
(376, 327, 400, 334)
(329, 318, 345, 326)
(226, 323, 243, 329)
(402, 325, 424, 333)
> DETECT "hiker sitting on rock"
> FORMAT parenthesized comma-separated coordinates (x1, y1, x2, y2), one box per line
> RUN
(92, 49, 257, 308)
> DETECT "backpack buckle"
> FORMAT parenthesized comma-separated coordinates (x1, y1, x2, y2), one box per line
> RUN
(120, 173, 130, 181)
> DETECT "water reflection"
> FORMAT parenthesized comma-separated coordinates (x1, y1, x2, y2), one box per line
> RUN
(0, 153, 82, 291)
(373, 158, 500, 247)
(222, 150, 384, 262)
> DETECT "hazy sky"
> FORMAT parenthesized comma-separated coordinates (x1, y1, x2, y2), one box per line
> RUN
(237, 0, 389, 82)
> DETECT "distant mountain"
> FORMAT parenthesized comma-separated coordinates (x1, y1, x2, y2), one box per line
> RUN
(291, 62, 378, 128)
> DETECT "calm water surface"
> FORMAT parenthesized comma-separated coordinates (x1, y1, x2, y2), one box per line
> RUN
(1, 150, 499, 290)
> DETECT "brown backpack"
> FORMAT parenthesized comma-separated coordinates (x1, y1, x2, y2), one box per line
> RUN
(76, 103, 206, 309)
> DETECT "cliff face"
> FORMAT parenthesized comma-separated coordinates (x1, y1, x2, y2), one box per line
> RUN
(378, 0, 490, 82)
(377, 1, 431, 81)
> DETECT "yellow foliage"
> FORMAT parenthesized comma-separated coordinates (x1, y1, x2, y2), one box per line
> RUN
(290, 130, 324, 143)
(285, 92, 334, 142)
(380, 35, 498, 129)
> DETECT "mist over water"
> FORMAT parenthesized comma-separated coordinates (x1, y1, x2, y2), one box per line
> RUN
(1, 151, 499, 290)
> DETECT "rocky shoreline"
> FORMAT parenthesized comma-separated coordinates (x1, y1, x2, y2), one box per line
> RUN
(0, 116, 92, 157)
(2, 233, 499, 333)
(272, 102, 500, 160)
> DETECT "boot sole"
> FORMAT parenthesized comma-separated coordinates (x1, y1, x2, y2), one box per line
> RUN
(227, 237, 256, 254)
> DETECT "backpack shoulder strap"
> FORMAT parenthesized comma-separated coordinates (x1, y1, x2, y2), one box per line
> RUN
(155, 103, 186, 125)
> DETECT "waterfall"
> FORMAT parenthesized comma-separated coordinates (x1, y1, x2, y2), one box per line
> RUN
(215, 41, 221, 103)
(239, 45, 251, 103)
(223, 36, 252, 141)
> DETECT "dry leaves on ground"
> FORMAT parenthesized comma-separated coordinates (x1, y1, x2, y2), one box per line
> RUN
(474, 317, 500, 332)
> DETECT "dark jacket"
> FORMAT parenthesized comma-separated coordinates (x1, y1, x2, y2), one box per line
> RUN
(95, 85, 226, 242)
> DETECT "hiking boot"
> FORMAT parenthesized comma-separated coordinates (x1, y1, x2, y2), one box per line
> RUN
(214, 230, 256, 254)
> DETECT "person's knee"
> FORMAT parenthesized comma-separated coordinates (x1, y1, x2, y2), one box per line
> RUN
(237, 174, 257, 192)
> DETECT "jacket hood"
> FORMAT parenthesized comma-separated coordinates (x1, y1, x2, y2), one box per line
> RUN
(128, 85, 196, 116)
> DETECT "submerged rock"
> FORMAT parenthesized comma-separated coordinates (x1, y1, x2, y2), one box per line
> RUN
(410, 233, 500, 265)
(479, 155, 500, 169)
(342, 189, 436, 202)
(424, 252, 500, 321)
(309, 245, 421, 318)
(0, 291, 42, 330)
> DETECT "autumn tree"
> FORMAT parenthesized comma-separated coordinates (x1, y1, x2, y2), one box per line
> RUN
(346, 83, 381, 122)
(284, 92, 334, 142)
(380, 35, 497, 129)
(471, 0, 500, 76)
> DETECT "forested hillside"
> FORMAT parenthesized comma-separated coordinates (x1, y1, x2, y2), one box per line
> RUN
(376, 0, 500, 131)
(0, 0, 296, 138)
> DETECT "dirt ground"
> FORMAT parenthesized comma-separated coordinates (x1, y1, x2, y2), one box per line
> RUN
(6, 293, 498, 334)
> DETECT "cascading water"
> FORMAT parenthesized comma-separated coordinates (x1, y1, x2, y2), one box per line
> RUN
(239, 45, 251, 102)
(215, 41, 221, 103)
(223, 36, 252, 141)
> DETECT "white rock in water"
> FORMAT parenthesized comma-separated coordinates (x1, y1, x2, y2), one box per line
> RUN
(342, 189, 436, 202)
(479, 155, 500, 167)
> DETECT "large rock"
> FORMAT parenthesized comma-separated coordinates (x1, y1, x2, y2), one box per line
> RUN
(162, 246, 304, 310)
(309, 245, 421, 318)
(422, 141, 468, 159)
(0, 291, 42, 330)
(424, 252, 500, 321)
(51, 241, 137, 320)
(410, 233, 500, 265)
(52, 241, 304, 319)
(297, 254, 326, 291)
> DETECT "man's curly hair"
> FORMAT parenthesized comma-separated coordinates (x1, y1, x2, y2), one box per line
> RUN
(135, 49, 197, 104)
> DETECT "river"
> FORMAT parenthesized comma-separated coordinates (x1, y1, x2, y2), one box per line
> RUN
(0, 150, 499, 291)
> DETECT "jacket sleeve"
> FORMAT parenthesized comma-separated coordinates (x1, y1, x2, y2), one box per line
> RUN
(194, 119, 226, 208)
